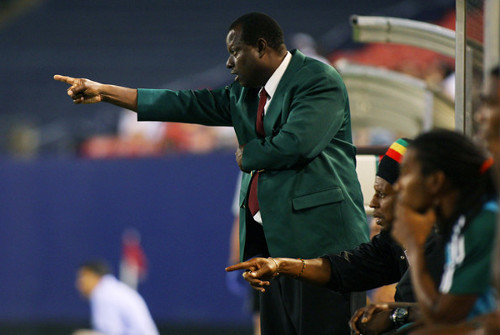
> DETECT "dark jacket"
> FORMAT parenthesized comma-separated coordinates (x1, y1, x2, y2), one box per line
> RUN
(324, 229, 444, 302)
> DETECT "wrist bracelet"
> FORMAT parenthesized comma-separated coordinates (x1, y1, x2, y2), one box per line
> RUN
(268, 257, 280, 277)
(294, 258, 306, 279)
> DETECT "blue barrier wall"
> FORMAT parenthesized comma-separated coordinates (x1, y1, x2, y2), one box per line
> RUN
(0, 153, 246, 325)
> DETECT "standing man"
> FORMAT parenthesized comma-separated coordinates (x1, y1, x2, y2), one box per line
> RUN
(55, 12, 368, 334)
(75, 259, 159, 335)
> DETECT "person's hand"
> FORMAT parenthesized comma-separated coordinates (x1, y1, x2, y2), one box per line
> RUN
(349, 303, 393, 335)
(235, 145, 245, 171)
(225, 257, 279, 292)
(54, 75, 104, 104)
(391, 204, 435, 251)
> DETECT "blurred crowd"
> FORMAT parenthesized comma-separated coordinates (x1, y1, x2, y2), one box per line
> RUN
(80, 111, 238, 158)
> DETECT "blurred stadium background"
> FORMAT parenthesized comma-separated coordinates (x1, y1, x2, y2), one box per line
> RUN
(0, 0, 494, 334)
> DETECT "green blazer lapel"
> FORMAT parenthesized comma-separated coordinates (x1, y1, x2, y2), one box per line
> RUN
(263, 49, 306, 135)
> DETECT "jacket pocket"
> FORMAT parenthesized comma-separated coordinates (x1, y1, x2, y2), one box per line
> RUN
(292, 187, 344, 211)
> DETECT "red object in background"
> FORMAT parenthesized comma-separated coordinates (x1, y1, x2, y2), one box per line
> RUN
(120, 228, 148, 290)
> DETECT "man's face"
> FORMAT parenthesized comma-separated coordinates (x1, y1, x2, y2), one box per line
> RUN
(394, 149, 434, 213)
(225, 27, 263, 88)
(476, 82, 500, 158)
(75, 268, 99, 299)
(369, 176, 396, 231)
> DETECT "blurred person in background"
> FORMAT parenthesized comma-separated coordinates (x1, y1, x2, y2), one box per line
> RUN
(75, 259, 159, 335)
(55, 12, 368, 335)
(477, 66, 500, 183)
(290, 32, 330, 64)
(119, 228, 148, 291)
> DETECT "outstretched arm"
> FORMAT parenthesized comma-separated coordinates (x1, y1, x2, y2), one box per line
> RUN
(225, 257, 331, 292)
(53, 75, 138, 111)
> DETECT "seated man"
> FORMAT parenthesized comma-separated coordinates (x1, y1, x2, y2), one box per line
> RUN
(226, 138, 445, 334)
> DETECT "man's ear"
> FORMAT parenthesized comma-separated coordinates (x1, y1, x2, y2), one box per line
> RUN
(425, 170, 447, 195)
(256, 38, 267, 57)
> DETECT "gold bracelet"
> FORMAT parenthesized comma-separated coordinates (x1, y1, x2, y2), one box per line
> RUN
(294, 258, 306, 279)
(268, 257, 280, 277)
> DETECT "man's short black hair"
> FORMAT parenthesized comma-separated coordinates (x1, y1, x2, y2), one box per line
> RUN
(79, 259, 111, 277)
(229, 12, 285, 51)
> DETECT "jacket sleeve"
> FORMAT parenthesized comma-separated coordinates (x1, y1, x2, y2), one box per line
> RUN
(324, 233, 404, 293)
(242, 66, 349, 171)
(136, 86, 233, 126)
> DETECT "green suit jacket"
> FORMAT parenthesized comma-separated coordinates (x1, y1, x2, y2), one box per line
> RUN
(137, 49, 369, 261)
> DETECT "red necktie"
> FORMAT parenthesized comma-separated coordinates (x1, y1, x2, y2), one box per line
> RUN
(248, 88, 267, 216)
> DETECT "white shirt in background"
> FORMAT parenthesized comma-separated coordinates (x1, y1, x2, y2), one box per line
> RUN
(90, 275, 159, 335)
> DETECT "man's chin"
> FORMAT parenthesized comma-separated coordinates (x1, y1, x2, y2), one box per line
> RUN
(380, 225, 391, 233)
(237, 79, 261, 89)
(237, 80, 248, 87)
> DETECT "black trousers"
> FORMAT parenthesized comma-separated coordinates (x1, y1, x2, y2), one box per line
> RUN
(244, 212, 365, 335)
(259, 275, 364, 335)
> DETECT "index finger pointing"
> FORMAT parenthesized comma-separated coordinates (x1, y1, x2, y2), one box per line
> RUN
(225, 262, 253, 272)
(53, 74, 76, 85)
